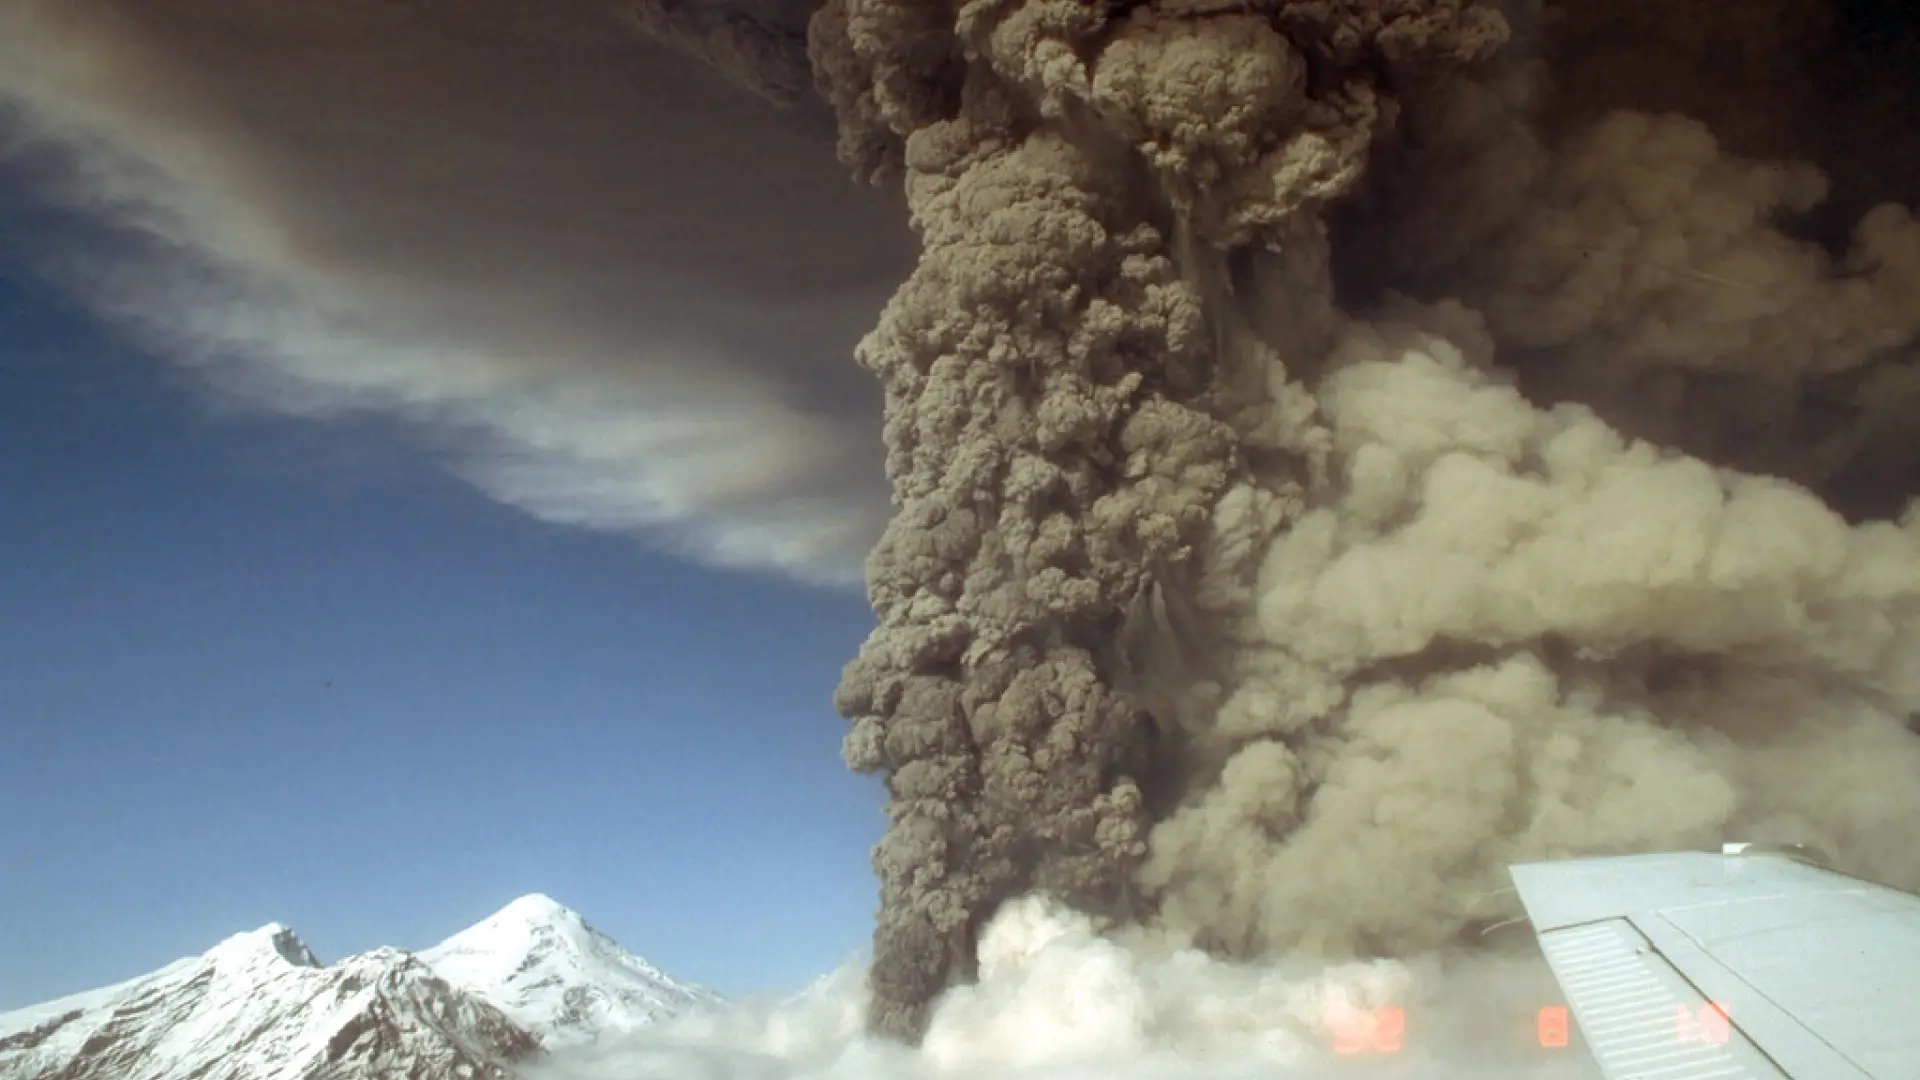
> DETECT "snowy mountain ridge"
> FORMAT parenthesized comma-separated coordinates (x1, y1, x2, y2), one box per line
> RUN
(0, 896, 717, 1080)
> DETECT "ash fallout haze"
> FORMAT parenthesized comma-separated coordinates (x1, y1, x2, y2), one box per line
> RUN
(4, 0, 1920, 1076)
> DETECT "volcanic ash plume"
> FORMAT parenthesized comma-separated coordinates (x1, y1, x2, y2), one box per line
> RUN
(787, 0, 1920, 1042)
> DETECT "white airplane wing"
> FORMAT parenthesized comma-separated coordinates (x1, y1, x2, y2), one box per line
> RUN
(1507, 845, 1920, 1080)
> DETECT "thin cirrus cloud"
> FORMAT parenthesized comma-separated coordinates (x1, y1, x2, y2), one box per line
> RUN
(0, 0, 916, 585)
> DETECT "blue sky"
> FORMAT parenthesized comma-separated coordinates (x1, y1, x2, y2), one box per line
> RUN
(0, 259, 889, 1010)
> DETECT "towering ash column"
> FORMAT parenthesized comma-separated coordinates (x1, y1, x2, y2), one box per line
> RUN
(804, 1, 1509, 1039)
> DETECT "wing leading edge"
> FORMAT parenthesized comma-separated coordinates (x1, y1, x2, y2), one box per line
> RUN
(1508, 847, 1920, 1080)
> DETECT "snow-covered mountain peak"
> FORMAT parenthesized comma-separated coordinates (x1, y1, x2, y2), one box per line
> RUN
(496, 893, 575, 923)
(0, 924, 536, 1080)
(0, 896, 718, 1080)
(422, 896, 722, 1048)
(447, 894, 598, 955)
(203, 924, 323, 970)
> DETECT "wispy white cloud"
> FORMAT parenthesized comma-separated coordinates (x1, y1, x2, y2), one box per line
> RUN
(0, 0, 915, 585)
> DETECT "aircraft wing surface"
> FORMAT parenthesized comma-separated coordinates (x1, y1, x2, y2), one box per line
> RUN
(1508, 846, 1920, 1080)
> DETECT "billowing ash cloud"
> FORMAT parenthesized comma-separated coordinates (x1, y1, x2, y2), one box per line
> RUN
(0, 0, 914, 583)
(793, 0, 1920, 1042)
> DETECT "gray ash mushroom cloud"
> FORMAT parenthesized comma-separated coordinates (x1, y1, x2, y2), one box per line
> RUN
(744, 0, 1920, 1041)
